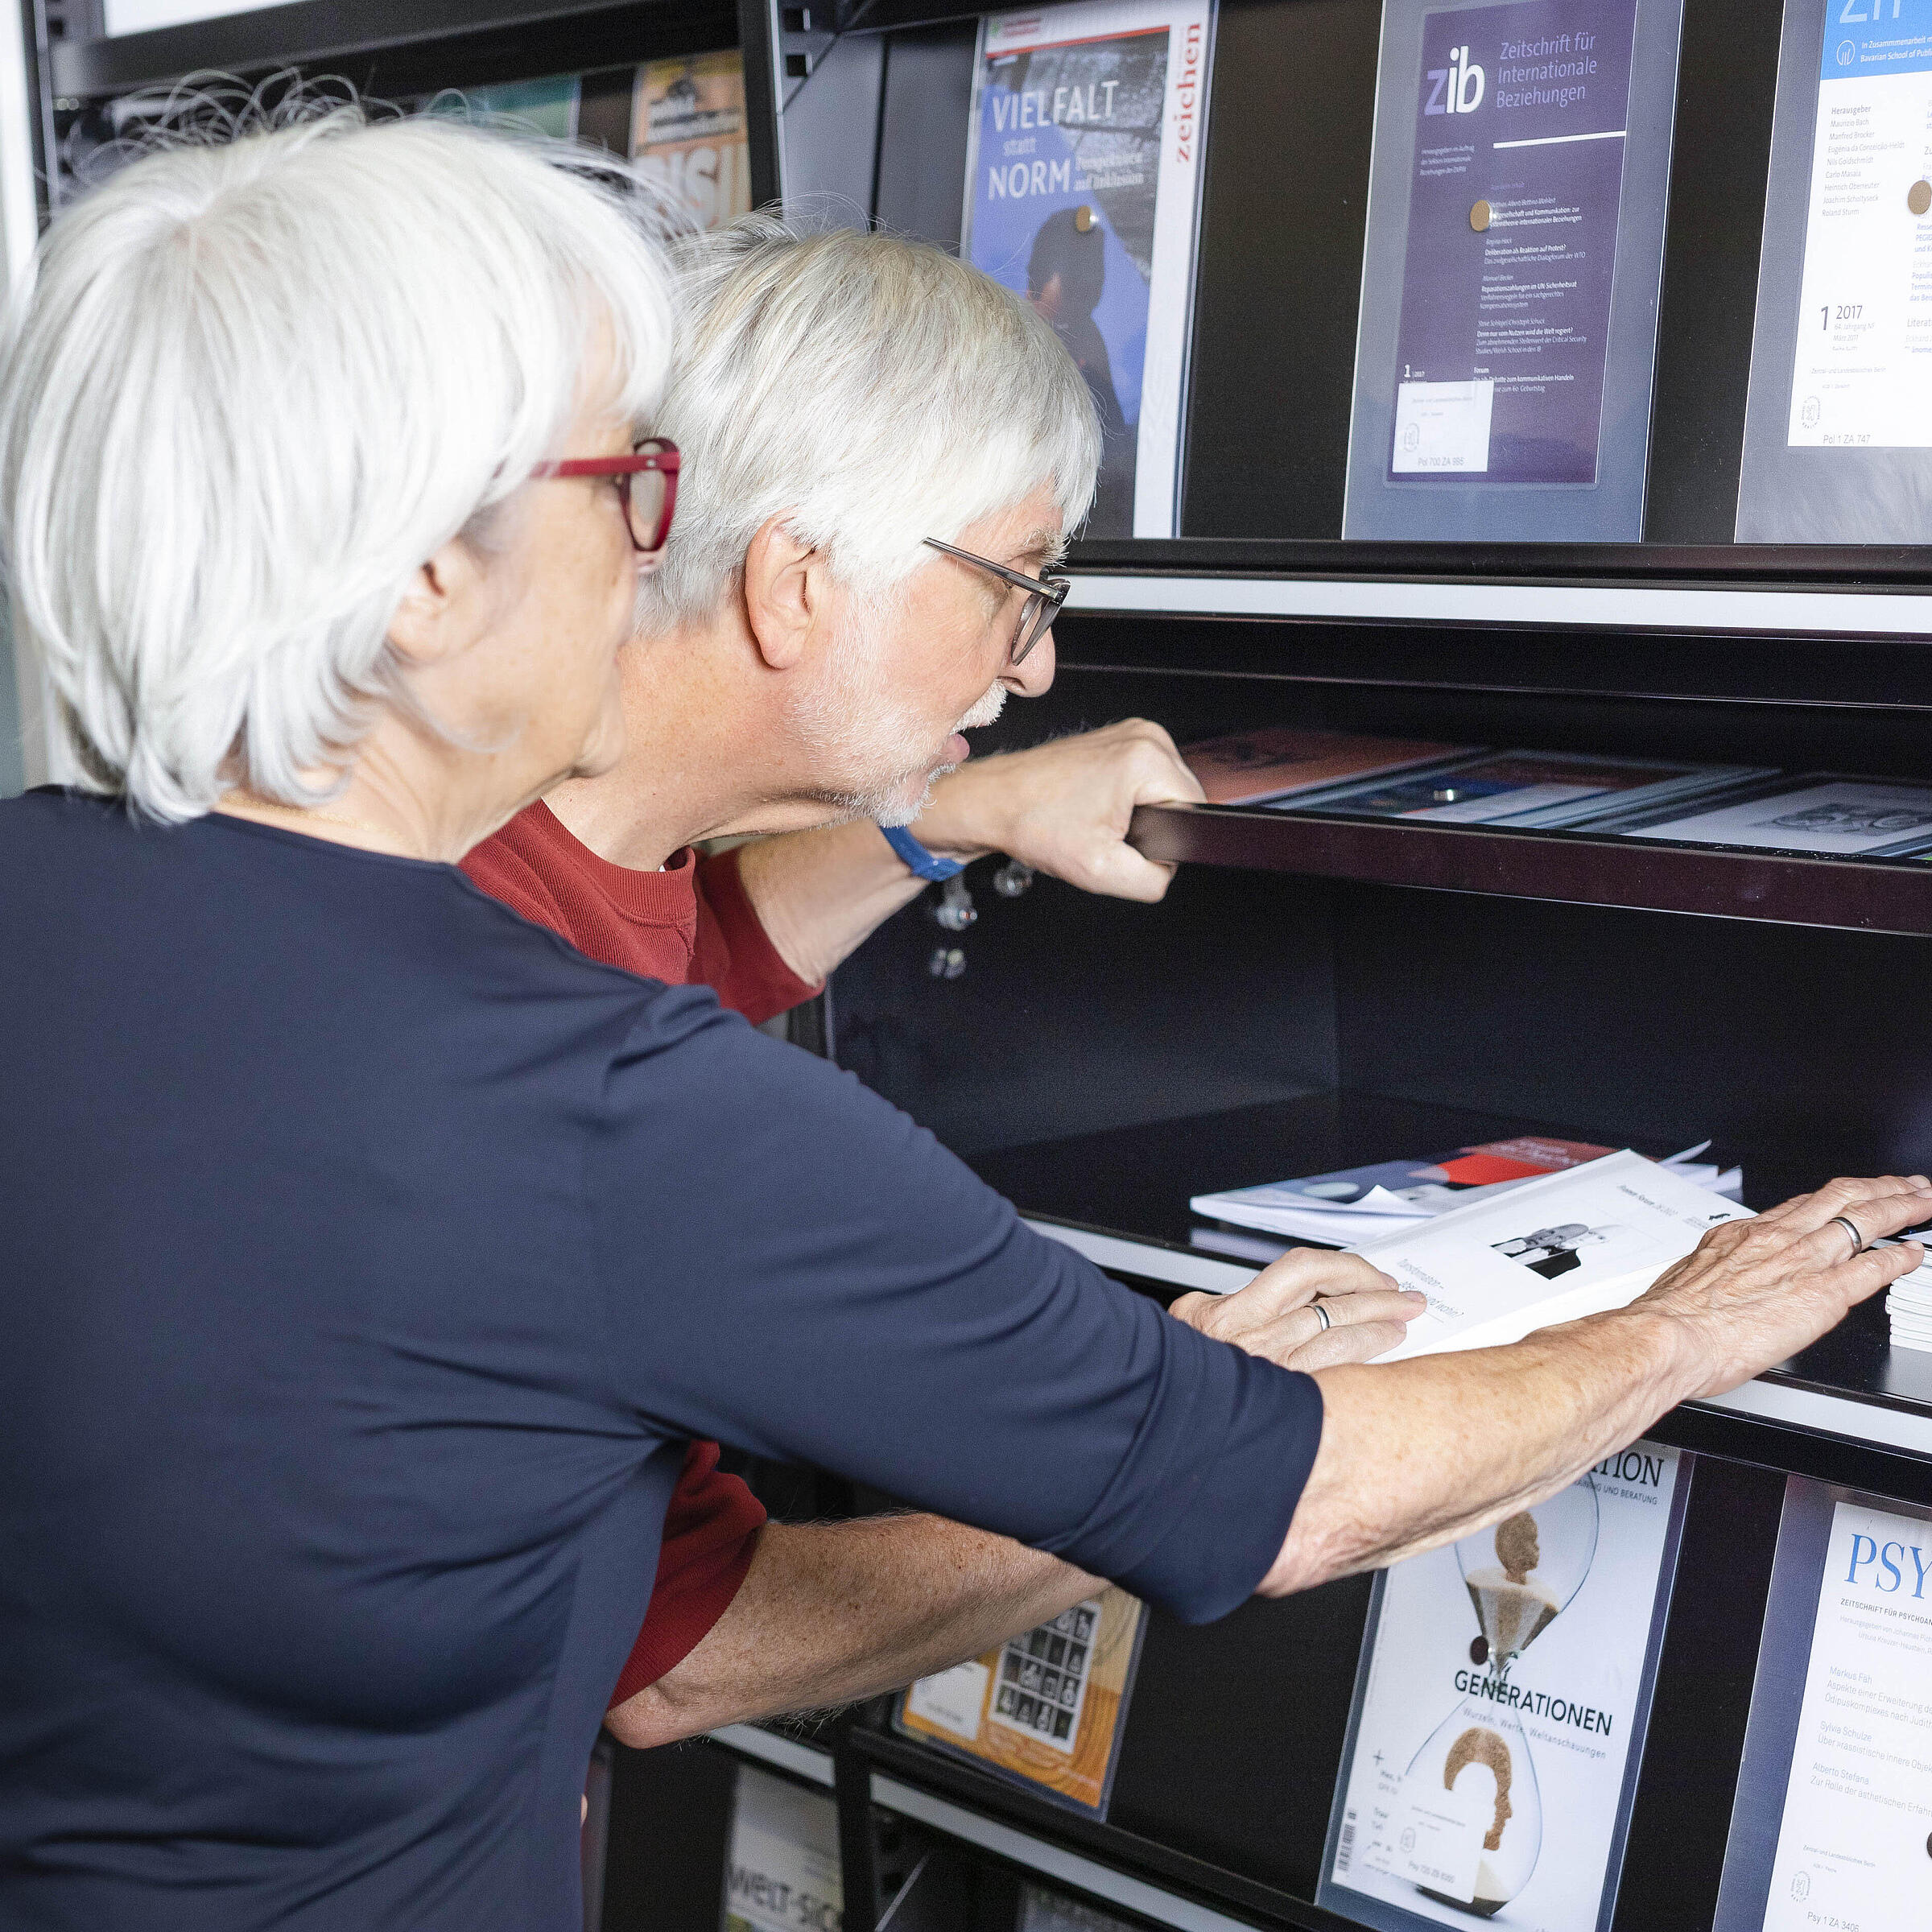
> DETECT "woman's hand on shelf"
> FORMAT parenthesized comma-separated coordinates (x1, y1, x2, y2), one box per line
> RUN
(1640, 1172, 1932, 1399)
(1169, 1249, 1426, 1372)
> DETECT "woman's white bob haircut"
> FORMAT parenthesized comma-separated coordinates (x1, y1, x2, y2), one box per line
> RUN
(0, 105, 676, 821)
(644, 215, 1102, 630)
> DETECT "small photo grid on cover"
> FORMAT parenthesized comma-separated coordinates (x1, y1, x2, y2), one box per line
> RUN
(989, 1599, 1100, 1748)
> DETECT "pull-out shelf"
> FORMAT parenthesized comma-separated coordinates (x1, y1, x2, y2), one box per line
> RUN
(1129, 803, 1932, 936)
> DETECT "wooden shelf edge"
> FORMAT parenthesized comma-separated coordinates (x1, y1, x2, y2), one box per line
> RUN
(1127, 803, 1932, 936)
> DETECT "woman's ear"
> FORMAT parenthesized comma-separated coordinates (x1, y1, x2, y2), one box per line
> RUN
(740, 512, 821, 671)
(387, 537, 493, 667)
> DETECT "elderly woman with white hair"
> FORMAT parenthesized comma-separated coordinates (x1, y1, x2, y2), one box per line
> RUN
(2, 109, 1926, 1932)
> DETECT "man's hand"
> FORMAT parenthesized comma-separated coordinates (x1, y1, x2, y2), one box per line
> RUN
(913, 719, 1205, 903)
(1170, 1249, 1426, 1371)
(733, 720, 1203, 983)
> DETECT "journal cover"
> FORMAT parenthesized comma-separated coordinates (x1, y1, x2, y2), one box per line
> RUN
(423, 74, 581, 140)
(721, 1764, 843, 1932)
(1180, 727, 1477, 805)
(1736, 0, 1932, 539)
(895, 1588, 1146, 1815)
(1320, 1447, 1690, 1930)
(1341, 0, 1686, 541)
(964, 0, 1214, 539)
(1191, 1137, 1617, 1245)
(631, 52, 750, 232)
(1713, 1481, 1932, 1930)
(1629, 776, 1932, 857)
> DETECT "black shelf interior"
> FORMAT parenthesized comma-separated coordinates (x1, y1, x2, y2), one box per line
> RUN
(852, 1721, 1356, 1932)
(1027, 637, 1932, 934)
(1050, 608, 1932, 705)
(967, 1088, 1932, 1426)
(832, 650, 1932, 1439)
(1060, 539, 1932, 584)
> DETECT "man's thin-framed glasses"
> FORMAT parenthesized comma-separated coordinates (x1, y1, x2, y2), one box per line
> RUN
(923, 537, 1070, 668)
(530, 439, 681, 553)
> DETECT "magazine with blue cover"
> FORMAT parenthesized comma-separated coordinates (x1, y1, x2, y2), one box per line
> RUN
(1342, 0, 1686, 540)
(963, 0, 1214, 538)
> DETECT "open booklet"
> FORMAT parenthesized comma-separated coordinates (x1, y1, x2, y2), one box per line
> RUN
(1357, 1151, 1753, 1362)
(1191, 1139, 1740, 1248)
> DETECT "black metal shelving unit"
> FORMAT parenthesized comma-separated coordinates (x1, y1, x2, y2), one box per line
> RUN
(18, 2, 1932, 1927)
(758, 1, 1932, 1927)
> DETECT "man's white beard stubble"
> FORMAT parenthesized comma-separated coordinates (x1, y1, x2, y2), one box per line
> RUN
(861, 676, 1007, 827)
(793, 601, 1009, 828)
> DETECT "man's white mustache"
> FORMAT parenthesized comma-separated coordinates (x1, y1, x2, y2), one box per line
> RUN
(955, 683, 1007, 733)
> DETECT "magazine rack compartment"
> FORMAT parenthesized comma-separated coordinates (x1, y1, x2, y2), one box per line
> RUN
(753, 0, 1932, 568)
(836, 1446, 1932, 1932)
(598, 1731, 743, 1932)
(36, 0, 745, 223)
(47, 0, 737, 101)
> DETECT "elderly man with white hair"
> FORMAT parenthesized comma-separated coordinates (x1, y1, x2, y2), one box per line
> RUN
(459, 217, 1424, 1745)
(2, 112, 1926, 1932)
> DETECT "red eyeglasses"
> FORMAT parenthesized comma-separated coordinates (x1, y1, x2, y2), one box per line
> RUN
(530, 439, 680, 552)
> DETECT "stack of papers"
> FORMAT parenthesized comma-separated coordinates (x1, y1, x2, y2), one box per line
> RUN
(1179, 726, 1476, 806)
(1191, 1137, 1741, 1249)
(1352, 1150, 1754, 1361)
(1888, 1254, 1932, 1352)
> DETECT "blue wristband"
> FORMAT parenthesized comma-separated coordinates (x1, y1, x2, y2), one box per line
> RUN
(881, 823, 967, 882)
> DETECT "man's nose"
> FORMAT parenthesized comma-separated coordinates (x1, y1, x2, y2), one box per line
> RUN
(1005, 627, 1057, 697)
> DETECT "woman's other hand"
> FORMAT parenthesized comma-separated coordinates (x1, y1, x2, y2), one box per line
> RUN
(1170, 1248, 1426, 1372)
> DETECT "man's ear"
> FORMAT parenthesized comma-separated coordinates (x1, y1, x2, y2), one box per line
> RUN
(387, 536, 492, 668)
(741, 512, 822, 671)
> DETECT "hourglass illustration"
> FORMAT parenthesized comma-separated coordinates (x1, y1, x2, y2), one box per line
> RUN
(1455, 1475, 1600, 1683)
(1403, 1699, 1543, 1918)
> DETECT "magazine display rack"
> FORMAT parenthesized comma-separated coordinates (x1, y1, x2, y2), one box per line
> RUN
(750, 2, 1932, 1930)
(10, 0, 1932, 1926)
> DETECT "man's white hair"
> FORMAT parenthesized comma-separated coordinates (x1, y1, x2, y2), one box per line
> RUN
(0, 106, 676, 821)
(643, 216, 1102, 629)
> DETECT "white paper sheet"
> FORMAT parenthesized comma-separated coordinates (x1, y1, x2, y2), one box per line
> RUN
(1356, 1151, 1752, 1360)
(1637, 778, 1932, 855)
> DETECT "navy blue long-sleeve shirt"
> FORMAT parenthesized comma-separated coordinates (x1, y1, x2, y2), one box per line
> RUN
(0, 789, 1323, 1930)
